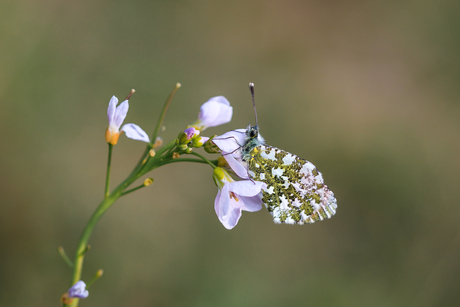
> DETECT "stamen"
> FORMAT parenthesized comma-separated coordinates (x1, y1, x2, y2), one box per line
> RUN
(229, 192, 240, 202)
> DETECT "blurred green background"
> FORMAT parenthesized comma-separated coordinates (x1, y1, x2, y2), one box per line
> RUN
(1, 0, 459, 306)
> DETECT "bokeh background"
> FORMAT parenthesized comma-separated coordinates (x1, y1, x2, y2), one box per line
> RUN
(1, 0, 459, 306)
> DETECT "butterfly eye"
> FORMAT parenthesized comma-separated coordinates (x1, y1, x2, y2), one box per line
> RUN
(249, 129, 258, 138)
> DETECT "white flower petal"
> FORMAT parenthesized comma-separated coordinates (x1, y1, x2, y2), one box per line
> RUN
(229, 180, 266, 197)
(240, 195, 263, 212)
(222, 203, 243, 230)
(213, 129, 246, 153)
(215, 184, 231, 221)
(107, 96, 118, 124)
(198, 96, 233, 129)
(121, 123, 150, 142)
(224, 155, 249, 179)
(113, 100, 129, 128)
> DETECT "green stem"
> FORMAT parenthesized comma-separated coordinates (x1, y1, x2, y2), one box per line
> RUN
(67, 172, 144, 307)
(159, 158, 211, 166)
(137, 139, 177, 177)
(66, 142, 179, 307)
(58, 246, 74, 268)
(132, 83, 181, 173)
(120, 183, 148, 196)
(151, 83, 181, 144)
(65, 86, 182, 307)
(105, 144, 113, 198)
(86, 269, 103, 288)
(189, 152, 217, 169)
(164, 143, 178, 157)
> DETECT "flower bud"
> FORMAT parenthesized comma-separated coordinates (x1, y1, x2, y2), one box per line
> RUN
(178, 127, 199, 145)
(204, 136, 221, 153)
(178, 143, 188, 151)
(144, 178, 154, 186)
(61, 293, 74, 305)
(67, 281, 89, 299)
(192, 136, 209, 148)
(217, 156, 229, 168)
(153, 137, 163, 148)
(212, 167, 234, 189)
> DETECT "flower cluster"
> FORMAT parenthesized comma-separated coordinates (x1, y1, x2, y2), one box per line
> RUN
(177, 127, 209, 151)
(104, 91, 264, 229)
(188, 97, 266, 229)
(61, 87, 269, 305)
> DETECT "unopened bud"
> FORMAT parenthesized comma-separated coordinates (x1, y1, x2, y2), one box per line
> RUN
(95, 269, 104, 278)
(61, 293, 74, 305)
(204, 136, 220, 153)
(178, 144, 188, 151)
(153, 137, 163, 148)
(172, 152, 180, 159)
(212, 167, 234, 189)
(217, 156, 229, 168)
(192, 136, 209, 148)
(144, 178, 154, 186)
(178, 127, 199, 144)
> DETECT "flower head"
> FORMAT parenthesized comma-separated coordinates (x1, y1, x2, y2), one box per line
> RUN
(192, 96, 233, 131)
(69, 280, 89, 299)
(60, 280, 89, 304)
(213, 167, 266, 229)
(105, 95, 150, 145)
(177, 127, 210, 149)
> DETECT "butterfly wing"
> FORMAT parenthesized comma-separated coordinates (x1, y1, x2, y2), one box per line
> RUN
(248, 145, 337, 224)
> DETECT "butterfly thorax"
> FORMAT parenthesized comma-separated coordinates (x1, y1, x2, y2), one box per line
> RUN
(241, 125, 263, 162)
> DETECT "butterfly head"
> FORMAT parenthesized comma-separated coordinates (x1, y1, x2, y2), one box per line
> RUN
(246, 124, 259, 139)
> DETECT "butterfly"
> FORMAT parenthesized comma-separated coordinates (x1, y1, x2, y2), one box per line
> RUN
(239, 83, 337, 224)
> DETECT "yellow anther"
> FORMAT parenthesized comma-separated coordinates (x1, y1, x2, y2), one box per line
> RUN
(229, 192, 240, 202)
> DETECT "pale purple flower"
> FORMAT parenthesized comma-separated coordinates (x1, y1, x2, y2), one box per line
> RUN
(194, 96, 233, 130)
(213, 167, 266, 229)
(68, 281, 89, 299)
(106, 95, 150, 145)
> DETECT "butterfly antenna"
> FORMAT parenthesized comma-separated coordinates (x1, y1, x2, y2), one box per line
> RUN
(248, 82, 258, 127)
